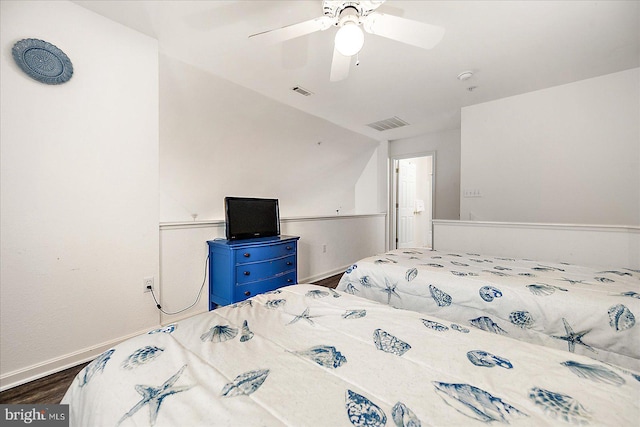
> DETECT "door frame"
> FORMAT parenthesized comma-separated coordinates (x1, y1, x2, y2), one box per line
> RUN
(389, 151, 436, 250)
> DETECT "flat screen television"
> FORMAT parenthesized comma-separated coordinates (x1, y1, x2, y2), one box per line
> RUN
(224, 197, 280, 240)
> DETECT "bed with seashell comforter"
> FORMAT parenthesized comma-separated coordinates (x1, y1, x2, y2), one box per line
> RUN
(62, 284, 639, 426)
(336, 248, 640, 371)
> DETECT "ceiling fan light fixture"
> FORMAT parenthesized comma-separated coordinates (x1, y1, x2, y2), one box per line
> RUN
(335, 22, 364, 56)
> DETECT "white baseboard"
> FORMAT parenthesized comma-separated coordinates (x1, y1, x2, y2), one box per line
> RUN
(300, 265, 349, 284)
(0, 325, 160, 392)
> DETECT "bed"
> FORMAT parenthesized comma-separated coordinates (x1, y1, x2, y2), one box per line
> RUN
(62, 284, 638, 426)
(336, 249, 640, 371)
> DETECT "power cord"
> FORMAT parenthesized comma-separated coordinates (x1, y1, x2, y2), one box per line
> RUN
(147, 254, 209, 315)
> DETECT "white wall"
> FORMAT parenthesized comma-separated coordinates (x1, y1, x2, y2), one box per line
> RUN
(434, 220, 640, 269)
(159, 54, 381, 221)
(355, 150, 380, 214)
(156, 54, 389, 328)
(389, 129, 461, 220)
(354, 141, 389, 215)
(461, 68, 640, 225)
(0, 0, 159, 389)
(158, 215, 386, 324)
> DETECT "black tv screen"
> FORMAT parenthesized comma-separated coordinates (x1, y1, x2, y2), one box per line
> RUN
(224, 197, 280, 240)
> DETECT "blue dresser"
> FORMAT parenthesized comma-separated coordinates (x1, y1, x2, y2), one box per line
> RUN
(207, 235, 300, 309)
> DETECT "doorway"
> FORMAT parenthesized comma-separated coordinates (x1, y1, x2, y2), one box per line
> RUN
(390, 154, 435, 249)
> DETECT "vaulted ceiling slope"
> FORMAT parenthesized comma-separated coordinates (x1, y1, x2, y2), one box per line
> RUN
(74, 1, 639, 141)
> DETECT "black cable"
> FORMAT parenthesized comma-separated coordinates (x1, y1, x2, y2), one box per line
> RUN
(148, 254, 209, 315)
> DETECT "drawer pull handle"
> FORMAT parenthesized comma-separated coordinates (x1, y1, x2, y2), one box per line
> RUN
(287, 278, 293, 283)
(244, 291, 251, 297)
(286, 261, 292, 266)
(286, 246, 292, 250)
(244, 271, 250, 276)
(243, 253, 251, 258)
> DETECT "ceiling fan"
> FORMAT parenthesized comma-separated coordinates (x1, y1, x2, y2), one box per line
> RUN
(248, 0, 445, 82)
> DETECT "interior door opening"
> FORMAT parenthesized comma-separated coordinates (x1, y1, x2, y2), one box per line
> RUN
(391, 154, 434, 249)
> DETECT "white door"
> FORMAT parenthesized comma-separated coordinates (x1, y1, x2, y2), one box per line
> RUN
(397, 159, 416, 248)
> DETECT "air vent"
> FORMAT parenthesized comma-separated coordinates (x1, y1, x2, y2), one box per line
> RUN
(366, 116, 410, 131)
(291, 86, 313, 96)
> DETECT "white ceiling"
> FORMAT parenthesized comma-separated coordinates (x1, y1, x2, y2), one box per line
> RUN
(74, 0, 639, 141)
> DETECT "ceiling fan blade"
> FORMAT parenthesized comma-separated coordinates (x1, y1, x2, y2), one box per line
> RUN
(329, 48, 351, 82)
(249, 16, 334, 44)
(363, 12, 444, 50)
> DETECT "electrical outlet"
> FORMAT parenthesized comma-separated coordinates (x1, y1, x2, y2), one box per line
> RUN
(143, 277, 154, 293)
(463, 189, 482, 198)
(322, 244, 327, 253)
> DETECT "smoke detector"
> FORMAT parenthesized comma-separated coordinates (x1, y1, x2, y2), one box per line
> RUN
(457, 71, 474, 81)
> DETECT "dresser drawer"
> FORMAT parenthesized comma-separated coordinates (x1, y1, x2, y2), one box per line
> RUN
(236, 255, 296, 284)
(208, 235, 299, 309)
(234, 271, 297, 301)
(235, 241, 296, 264)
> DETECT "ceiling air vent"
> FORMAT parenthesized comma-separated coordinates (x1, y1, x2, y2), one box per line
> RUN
(291, 86, 313, 96)
(366, 116, 409, 131)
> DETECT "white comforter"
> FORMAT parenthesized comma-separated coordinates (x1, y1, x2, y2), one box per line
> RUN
(63, 284, 639, 426)
(336, 249, 640, 371)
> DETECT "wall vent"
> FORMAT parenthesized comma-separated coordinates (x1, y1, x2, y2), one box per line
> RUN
(291, 86, 313, 96)
(366, 116, 409, 131)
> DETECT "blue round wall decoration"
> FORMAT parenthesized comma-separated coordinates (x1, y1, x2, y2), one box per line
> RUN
(12, 38, 73, 84)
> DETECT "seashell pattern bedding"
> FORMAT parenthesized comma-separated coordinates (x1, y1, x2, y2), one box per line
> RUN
(336, 249, 640, 371)
(61, 284, 638, 426)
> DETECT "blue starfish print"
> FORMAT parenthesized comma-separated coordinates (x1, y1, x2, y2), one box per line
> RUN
(381, 278, 400, 304)
(117, 364, 191, 426)
(552, 318, 596, 353)
(288, 307, 319, 325)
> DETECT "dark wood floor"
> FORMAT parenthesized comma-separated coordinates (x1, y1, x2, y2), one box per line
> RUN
(0, 362, 91, 404)
(0, 274, 342, 405)
(310, 273, 341, 289)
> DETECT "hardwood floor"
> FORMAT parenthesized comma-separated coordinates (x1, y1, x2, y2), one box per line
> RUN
(0, 362, 89, 404)
(0, 274, 343, 405)
(310, 273, 341, 289)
